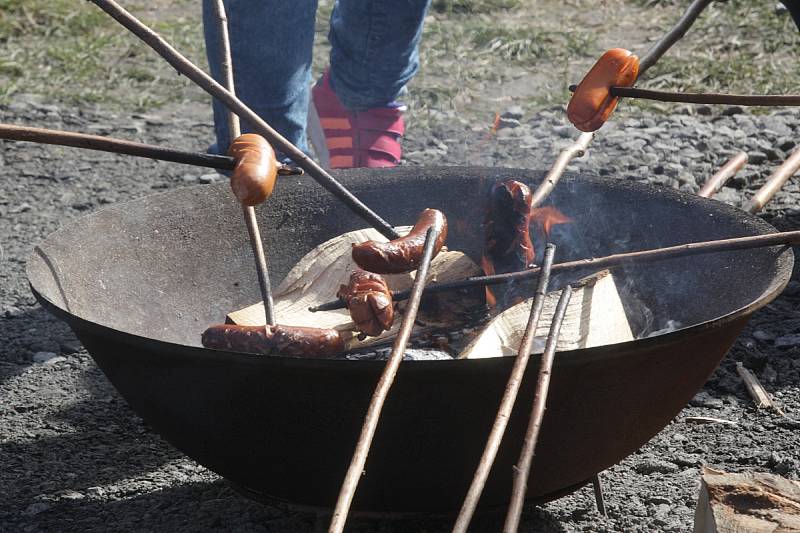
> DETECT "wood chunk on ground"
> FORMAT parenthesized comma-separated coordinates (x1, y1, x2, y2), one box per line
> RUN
(458, 270, 632, 359)
(694, 467, 800, 532)
(225, 227, 483, 351)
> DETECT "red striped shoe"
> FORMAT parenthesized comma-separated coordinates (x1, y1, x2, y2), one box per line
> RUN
(308, 70, 405, 169)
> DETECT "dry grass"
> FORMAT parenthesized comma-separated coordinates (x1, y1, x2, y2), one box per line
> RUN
(0, 0, 797, 120)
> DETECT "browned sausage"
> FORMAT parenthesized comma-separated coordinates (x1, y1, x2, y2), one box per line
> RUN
(351, 208, 448, 274)
(337, 270, 394, 336)
(228, 133, 278, 206)
(201, 324, 344, 358)
(567, 48, 639, 132)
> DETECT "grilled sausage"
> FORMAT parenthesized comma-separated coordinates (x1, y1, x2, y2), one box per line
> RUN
(201, 323, 344, 357)
(352, 208, 448, 274)
(228, 133, 278, 206)
(337, 270, 394, 336)
(567, 48, 639, 132)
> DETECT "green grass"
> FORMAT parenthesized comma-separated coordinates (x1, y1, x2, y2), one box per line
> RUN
(0, 0, 796, 119)
(0, 0, 205, 109)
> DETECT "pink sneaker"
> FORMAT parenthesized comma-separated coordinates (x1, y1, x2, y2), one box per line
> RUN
(308, 70, 405, 169)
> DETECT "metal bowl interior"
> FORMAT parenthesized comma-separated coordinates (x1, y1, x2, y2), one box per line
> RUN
(27, 167, 793, 513)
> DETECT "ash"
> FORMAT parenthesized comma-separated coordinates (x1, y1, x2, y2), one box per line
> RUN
(2, 101, 800, 533)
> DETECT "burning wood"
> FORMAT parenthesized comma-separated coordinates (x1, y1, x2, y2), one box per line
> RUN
(226, 227, 483, 352)
(459, 270, 632, 359)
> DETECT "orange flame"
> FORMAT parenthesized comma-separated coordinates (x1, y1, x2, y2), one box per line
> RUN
(530, 206, 572, 237)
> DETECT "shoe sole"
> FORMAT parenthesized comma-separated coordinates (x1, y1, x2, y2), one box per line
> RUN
(306, 98, 331, 170)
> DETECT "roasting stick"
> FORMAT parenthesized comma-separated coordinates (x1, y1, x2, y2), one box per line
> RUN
(530, 134, 594, 208)
(697, 152, 748, 198)
(744, 145, 800, 214)
(504, 284, 574, 533)
(211, 0, 275, 326)
(311, 230, 800, 311)
(638, 0, 714, 74)
(88, 0, 399, 241)
(329, 227, 441, 533)
(608, 87, 800, 107)
(452, 245, 557, 533)
(0, 123, 302, 175)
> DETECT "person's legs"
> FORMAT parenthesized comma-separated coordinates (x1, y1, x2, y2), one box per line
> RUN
(308, 0, 430, 168)
(203, 0, 318, 155)
(328, 0, 431, 110)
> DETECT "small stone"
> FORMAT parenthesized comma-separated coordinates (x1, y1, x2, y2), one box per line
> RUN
(497, 117, 521, 129)
(32, 352, 67, 365)
(59, 339, 82, 355)
(774, 334, 800, 348)
(3, 305, 25, 318)
(501, 105, 524, 120)
(696, 105, 713, 116)
(753, 330, 775, 341)
(85, 486, 105, 498)
(722, 106, 744, 116)
(199, 173, 220, 184)
(634, 459, 679, 475)
(689, 391, 724, 409)
(182, 174, 198, 184)
(23, 502, 51, 515)
(59, 490, 85, 500)
(748, 151, 768, 165)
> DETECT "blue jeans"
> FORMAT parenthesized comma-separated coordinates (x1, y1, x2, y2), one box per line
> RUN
(203, 0, 431, 156)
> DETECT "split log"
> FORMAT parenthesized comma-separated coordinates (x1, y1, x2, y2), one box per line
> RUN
(225, 227, 483, 350)
(458, 270, 632, 359)
(694, 467, 800, 532)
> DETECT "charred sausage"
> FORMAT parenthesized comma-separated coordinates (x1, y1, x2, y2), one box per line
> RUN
(201, 323, 344, 357)
(567, 48, 639, 132)
(337, 270, 394, 336)
(351, 208, 448, 274)
(228, 133, 278, 206)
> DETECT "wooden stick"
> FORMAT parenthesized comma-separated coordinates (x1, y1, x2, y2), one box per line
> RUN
(0, 123, 229, 171)
(212, 0, 276, 326)
(638, 0, 714, 75)
(745, 146, 800, 214)
(530, 133, 594, 208)
(609, 87, 800, 107)
(735, 362, 785, 415)
(311, 230, 800, 311)
(88, 0, 399, 241)
(328, 227, 441, 533)
(697, 152, 748, 198)
(504, 284, 574, 533)
(452, 245, 557, 533)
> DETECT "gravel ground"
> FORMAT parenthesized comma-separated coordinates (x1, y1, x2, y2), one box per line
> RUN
(1, 96, 800, 532)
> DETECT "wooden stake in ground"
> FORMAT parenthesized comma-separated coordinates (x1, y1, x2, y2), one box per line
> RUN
(328, 227, 441, 533)
(89, 0, 399, 240)
(735, 362, 785, 416)
(212, 0, 276, 326)
(745, 146, 800, 214)
(697, 152, 748, 199)
(503, 284, 574, 533)
(452, 245, 557, 533)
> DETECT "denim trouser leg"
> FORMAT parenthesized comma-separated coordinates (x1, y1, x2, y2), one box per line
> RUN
(329, 0, 431, 111)
(203, 0, 317, 155)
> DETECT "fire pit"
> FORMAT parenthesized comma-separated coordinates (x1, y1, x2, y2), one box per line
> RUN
(27, 166, 792, 514)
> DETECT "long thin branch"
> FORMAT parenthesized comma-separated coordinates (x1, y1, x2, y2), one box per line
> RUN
(310, 229, 800, 311)
(610, 87, 800, 107)
(504, 285, 573, 532)
(88, 0, 399, 241)
(530, 133, 594, 208)
(452, 245, 557, 533)
(328, 228, 441, 533)
(212, 0, 276, 326)
(638, 0, 714, 75)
